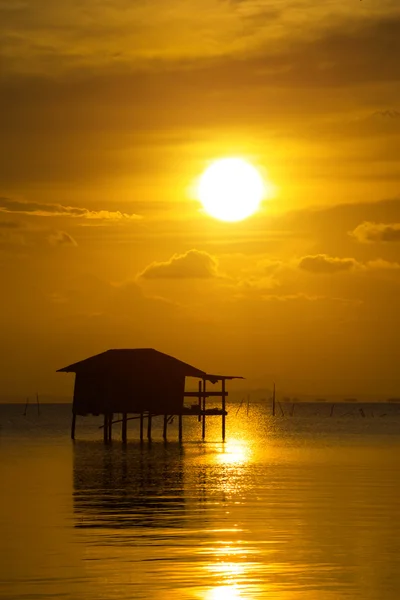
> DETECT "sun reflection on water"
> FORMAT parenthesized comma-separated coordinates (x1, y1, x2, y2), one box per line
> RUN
(214, 440, 252, 466)
(207, 585, 242, 599)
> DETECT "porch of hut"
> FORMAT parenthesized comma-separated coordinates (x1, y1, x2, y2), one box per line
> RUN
(57, 348, 242, 442)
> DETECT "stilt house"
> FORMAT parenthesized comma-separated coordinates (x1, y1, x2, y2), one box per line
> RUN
(57, 348, 242, 441)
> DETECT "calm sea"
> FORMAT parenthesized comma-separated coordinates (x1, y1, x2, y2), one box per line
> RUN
(0, 402, 399, 600)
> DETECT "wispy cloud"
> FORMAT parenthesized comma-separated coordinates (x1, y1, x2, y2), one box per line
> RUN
(139, 249, 219, 279)
(365, 258, 400, 270)
(298, 254, 357, 274)
(0, 197, 141, 221)
(0, 219, 22, 229)
(48, 230, 77, 246)
(350, 221, 400, 243)
(297, 253, 400, 273)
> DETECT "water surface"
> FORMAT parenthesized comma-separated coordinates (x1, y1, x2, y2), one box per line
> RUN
(1, 403, 399, 599)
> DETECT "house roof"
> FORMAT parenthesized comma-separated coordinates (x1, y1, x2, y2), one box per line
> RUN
(57, 348, 243, 383)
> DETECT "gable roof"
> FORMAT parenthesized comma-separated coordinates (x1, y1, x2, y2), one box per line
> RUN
(57, 348, 243, 382)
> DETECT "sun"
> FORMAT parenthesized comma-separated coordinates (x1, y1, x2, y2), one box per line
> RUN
(198, 158, 266, 222)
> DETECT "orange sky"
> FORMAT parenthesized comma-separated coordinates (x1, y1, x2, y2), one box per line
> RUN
(1, 0, 400, 397)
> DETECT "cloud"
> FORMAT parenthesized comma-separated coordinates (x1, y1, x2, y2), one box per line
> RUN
(297, 253, 400, 274)
(366, 259, 400, 270)
(298, 254, 358, 274)
(0, 197, 141, 221)
(2, 14, 400, 190)
(48, 230, 77, 246)
(139, 249, 219, 279)
(350, 221, 400, 243)
(1, 4, 400, 86)
(0, 219, 21, 229)
(373, 109, 400, 119)
(259, 292, 360, 306)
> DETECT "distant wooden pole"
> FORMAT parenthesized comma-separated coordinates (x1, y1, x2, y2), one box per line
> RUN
(330, 403, 335, 417)
(147, 412, 152, 441)
(202, 379, 206, 440)
(178, 414, 183, 442)
(103, 414, 108, 442)
(23, 397, 29, 416)
(122, 413, 127, 443)
(235, 399, 244, 415)
(140, 413, 144, 442)
(71, 412, 76, 440)
(198, 380, 202, 422)
(272, 383, 276, 416)
(222, 378, 226, 442)
(163, 414, 168, 440)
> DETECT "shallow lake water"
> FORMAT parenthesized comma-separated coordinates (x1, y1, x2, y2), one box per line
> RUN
(0, 403, 399, 599)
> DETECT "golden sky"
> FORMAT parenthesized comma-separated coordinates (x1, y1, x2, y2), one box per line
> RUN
(1, 0, 400, 397)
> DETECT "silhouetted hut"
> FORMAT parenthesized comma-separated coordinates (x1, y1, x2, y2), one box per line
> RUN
(58, 348, 242, 442)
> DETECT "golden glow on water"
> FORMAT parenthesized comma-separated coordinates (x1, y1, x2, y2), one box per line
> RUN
(209, 557, 245, 578)
(207, 585, 242, 600)
(213, 440, 252, 466)
(1, 405, 400, 600)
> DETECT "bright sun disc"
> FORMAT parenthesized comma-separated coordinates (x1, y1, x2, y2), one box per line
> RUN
(198, 158, 265, 222)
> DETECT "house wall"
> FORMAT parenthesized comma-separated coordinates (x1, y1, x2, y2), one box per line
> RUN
(72, 369, 186, 415)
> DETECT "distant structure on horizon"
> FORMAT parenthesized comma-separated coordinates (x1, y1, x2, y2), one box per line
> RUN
(57, 348, 242, 442)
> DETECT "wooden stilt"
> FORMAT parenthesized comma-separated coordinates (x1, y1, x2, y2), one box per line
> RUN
(140, 413, 144, 442)
(222, 378, 226, 442)
(147, 412, 152, 441)
(163, 414, 168, 440)
(108, 413, 113, 441)
(103, 414, 108, 442)
(198, 380, 202, 422)
(122, 413, 127, 443)
(202, 379, 206, 440)
(272, 383, 276, 417)
(178, 414, 183, 442)
(71, 412, 76, 440)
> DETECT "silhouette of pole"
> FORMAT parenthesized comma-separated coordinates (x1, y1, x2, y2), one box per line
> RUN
(108, 413, 113, 440)
(178, 414, 183, 442)
(202, 379, 206, 440)
(222, 378, 226, 442)
(198, 380, 202, 422)
(71, 412, 76, 440)
(272, 383, 276, 416)
(103, 414, 108, 442)
(147, 412, 152, 441)
(122, 413, 127, 443)
(140, 413, 144, 442)
(163, 414, 168, 440)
